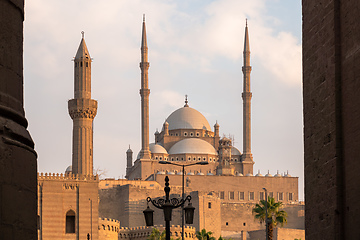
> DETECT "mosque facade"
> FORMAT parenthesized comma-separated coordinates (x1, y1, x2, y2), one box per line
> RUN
(37, 19, 304, 240)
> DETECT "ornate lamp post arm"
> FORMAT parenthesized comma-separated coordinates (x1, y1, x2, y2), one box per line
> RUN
(145, 176, 193, 240)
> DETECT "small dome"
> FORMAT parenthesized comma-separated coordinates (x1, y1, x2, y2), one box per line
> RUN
(165, 107, 211, 131)
(284, 171, 291, 177)
(156, 170, 165, 175)
(149, 143, 168, 154)
(155, 130, 160, 135)
(255, 172, 263, 177)
(168, 138, 217, 155)
(65, 165, 72, 173)
(246, 173, 253, 176)
(236, 172, 244, 176)
(265, 171, 273, 177)
(207, 172, 214, 176)
(177, 171, 183, 175)
(126, 148, 133, 153)
(274, 171, 282, 177)
(168, 171, 175, 175)
(187, 171, 195, 175)
(197, 172, 204, 175)
(231, 147, 241, 156)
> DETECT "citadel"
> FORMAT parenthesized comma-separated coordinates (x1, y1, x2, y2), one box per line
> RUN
(37, 19, 304, 240)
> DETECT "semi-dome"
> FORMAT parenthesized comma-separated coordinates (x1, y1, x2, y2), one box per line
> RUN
(168, 138, 218, 155)
(149, 143, 168, 154)
(65, 165, 72, 174)
(165, 106, 211, 131)
(231, 147, 241, 156)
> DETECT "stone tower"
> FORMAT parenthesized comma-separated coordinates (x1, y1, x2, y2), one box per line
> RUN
(68, 32, 98, 176)
(126, 145, 133, 178)
(216, 137, 235, 176)
(241, 21, 254, 174)
(139, 15, 151, 160)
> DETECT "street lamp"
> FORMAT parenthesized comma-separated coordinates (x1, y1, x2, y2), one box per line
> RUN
(263, 188, 269, 240)
(159, 160, 209, 240)
(143, 176, 195, 240)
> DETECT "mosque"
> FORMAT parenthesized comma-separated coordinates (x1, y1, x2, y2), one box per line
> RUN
(37, 19, 304, 240)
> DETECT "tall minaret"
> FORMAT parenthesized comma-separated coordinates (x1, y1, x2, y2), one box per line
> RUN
(241, 20, 254, 174)
(139, 15, 151, 159)
(68, 32, 98, 176)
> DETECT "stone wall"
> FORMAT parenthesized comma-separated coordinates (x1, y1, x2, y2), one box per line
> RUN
(303, 0, 360, 239)
(99, 218, 120, 240)
(0, 0, 37, 239)
(99, 179, 303, 238)
(38, 174, 99, 240)
(248, 228, 304, 240)
(154, 174, 299, 204)
(119, 225, 196, 240)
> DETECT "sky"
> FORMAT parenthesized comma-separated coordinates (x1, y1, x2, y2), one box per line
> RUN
(23, 0, 303, 200)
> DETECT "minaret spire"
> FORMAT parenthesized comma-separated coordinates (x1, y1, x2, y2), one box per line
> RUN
(68, 33, 98, 176)
(139, 15, 151, 159)
(241, 20, 254, 174)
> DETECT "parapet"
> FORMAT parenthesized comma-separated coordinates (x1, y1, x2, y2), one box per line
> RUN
(38, 172, 98, 181)
(99, 217, 120, 233)
(118, 225, 196, 240)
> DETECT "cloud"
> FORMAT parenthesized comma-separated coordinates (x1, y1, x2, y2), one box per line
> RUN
(24, 0, 303, 199)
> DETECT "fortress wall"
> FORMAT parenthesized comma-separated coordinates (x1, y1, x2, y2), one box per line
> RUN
(99, 218, 120, 240)
(220, 202, 304, 235)
(119, 225, 196, 240)
(99, 179, 303, 237)
(38, 175, 99, 240)
(154, 174, 299, 203)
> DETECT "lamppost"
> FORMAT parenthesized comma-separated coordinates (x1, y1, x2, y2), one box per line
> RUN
(143, 176, 195, 240)
(263, 188, 269, 240)
(159, 160, 209, 240)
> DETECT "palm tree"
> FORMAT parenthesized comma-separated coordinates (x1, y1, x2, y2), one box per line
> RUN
(196, 229, 215, 240)
(252, 197, 287, 240)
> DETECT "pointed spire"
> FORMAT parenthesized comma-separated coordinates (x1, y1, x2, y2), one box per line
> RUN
(75, 31, 90, 60)
(141, 14, 147, 49)
(244, 19, 250, 54)
(184, 94, 189, 107)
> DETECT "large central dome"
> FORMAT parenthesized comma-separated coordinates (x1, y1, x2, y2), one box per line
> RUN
(165, 106, 211, 131)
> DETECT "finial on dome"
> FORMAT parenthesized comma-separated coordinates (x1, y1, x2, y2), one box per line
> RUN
(184, 95, 189, 107)
(143, 14, 145, 22)
(81, 31, 85, 39)
(246, 18, 248, 27)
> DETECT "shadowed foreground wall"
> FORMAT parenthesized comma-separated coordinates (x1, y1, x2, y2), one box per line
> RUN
(303, 0, 360, 239)
(0, 0, 37, 239)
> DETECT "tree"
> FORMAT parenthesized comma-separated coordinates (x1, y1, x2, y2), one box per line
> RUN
(147, 228, 180, 240)
(147, 228, 166, 240)
(196, 229, 215, 240)
(252, 197, 287, 240)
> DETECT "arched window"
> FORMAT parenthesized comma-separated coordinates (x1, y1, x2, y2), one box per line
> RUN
(65, 210, 76, 233)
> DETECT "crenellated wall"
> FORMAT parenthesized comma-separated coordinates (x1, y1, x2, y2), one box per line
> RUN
(38, 173, 99, 240)
(38, 172, 98, 181)
(99, 218, 120, 240)
(119, 225, 196, 240)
